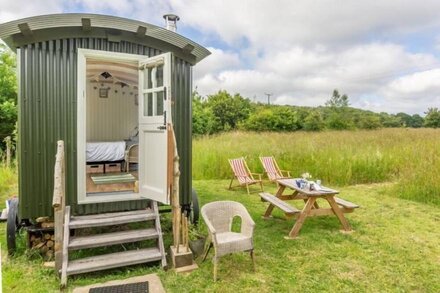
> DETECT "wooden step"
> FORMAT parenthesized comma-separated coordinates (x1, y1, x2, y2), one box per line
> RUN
(70, 210, 156, 229)
(259, 192, 301, 214)
(68, 228, 159, 250)
(334, 197, 359, 209)
(66, 247, 163, 276)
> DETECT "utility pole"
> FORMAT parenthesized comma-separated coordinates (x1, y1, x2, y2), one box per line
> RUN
(264, 93, 272, 105)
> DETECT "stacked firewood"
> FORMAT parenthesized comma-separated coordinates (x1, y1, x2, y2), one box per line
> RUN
(30, 233, 55, 259)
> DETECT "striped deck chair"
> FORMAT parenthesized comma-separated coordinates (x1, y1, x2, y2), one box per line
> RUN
(228, 157, 264, 195)
(259, 156, 291, 182)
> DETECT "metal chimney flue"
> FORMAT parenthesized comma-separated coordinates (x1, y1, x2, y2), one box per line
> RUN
(163, 14, 180, 32)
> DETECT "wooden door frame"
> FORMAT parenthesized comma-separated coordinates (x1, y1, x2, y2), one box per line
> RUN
(77, 49, 148, 204)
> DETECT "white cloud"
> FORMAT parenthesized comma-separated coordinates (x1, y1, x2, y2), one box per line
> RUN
(170, 0, 440, 48)
(65, 0, 171, 25)
(379, 69, 440, 113)
(0, 0, 62, 23)
(1, 0, 439, 114)
(194, 47, 241, 79)
(195, 42, 439, 113)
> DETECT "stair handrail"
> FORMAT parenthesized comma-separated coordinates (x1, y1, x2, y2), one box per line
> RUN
(52, 140, 65, 272)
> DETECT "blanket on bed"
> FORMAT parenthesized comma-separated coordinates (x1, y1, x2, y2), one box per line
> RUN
(86, 141, 126, 162)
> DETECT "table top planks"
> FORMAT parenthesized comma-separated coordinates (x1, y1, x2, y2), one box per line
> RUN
(276, 178, 339, 196)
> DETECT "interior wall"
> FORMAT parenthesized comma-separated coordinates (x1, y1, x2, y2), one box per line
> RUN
(86, 81, 138, 141)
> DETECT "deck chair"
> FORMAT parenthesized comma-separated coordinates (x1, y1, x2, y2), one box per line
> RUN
(259, 156, 291, 182)
(228, 157, 263, 194)
(125, 144, 138, 172)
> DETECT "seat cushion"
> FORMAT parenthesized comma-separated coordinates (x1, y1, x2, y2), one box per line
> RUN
(215, 232, 253, 257)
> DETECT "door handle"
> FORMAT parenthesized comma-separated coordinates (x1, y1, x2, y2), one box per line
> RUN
(157, 126, 166, 130)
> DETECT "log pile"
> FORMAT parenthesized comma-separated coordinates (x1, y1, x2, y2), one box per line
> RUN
(30, 232, 55, 260)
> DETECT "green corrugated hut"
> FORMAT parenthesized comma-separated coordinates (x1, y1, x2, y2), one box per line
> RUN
(0, 13, 209, 220)
(1, 13, 210, 280)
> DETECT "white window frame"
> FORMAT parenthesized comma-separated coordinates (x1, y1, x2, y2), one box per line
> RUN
(77, 49, 150, 204)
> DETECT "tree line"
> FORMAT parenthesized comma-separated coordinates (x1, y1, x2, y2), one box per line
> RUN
(193, 89, 440, 135)
(0, 44, 17, 154)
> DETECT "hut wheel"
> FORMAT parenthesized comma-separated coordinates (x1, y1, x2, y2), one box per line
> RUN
(7, 198, 19, 255)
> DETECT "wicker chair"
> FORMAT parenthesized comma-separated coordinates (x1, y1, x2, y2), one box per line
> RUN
(201, 201, 256, 281)
(125, 144, 138, 172)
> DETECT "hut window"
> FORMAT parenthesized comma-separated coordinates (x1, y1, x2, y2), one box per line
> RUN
(99, 88, 109, 98)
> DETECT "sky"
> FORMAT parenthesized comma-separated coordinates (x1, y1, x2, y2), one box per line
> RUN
(1, 0, 440, 114)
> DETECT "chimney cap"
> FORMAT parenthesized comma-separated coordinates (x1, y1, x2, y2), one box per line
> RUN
(163, 14, 180, 21)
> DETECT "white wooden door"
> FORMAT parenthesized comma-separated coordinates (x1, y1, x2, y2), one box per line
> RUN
(138, 53, 172, 204)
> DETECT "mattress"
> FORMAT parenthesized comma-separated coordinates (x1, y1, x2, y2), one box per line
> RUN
(86, 141, 126, 162)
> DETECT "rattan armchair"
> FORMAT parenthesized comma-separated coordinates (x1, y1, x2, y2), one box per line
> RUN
(201, 201, 256, 281)
(125, 144, 138, 172)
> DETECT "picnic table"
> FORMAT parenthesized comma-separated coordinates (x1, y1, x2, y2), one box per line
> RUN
(260, 178, 359, 239)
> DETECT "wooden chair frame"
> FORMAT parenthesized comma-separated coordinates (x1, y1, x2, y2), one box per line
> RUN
(228, 157, 263, 195)
(259, 156, 291, 182)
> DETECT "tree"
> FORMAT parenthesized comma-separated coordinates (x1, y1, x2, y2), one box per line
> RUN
(243, 106, 300, 132)
(379, 112, 402, 127)
(0, 44, 17, 149)
(192, 90, 217, 135)
(410, 114, 424, 128)
(395, 112, 424, 128)
(303, 110, 325, 131)
(325, 89, 349, 108)
(356, 114, 382, 129)
(395, 112, 412, 127)
(424, 108, 440, 128)
(206, 90, 252, 131)
(323, 89, 354, 130)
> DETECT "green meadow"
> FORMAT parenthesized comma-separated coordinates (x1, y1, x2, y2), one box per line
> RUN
(1, 128, 439, 292)
(193, 128, 440, 206)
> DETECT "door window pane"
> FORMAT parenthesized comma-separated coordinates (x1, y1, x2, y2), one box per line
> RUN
(143, 64, 164, 90)
(156, 65, 164, 87)
(144, 68, 152, 90)
(143, 93, 153, 116)
(156, 91, 164, 116)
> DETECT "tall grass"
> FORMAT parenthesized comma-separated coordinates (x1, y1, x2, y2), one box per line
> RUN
(193, 128, 440, 205)
(0, 164, 17, 202)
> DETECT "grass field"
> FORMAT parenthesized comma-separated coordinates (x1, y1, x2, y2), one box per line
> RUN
(193, 129, 440, 205)
(1, 128, 440, 291)
(1, 179, 439, 292)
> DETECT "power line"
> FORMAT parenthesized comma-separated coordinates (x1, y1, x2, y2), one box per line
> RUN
(264, 93, 273, 105)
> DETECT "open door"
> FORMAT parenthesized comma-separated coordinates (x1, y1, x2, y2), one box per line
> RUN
(138, 53, 172, 204)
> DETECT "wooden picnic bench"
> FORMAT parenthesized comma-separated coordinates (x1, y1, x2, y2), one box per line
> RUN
(260, 179, 359, 239)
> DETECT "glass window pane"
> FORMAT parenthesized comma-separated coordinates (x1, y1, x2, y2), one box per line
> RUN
(143, 93, 153, 116)
(144, 68, 153, 90)
(156, 65, 164, 87)
(156, 91, 164, 116)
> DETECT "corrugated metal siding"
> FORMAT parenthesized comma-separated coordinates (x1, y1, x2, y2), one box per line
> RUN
(18, 38, 192, 218)
(172, 56, 193, 206)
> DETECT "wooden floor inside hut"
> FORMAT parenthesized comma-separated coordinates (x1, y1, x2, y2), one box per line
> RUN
(86, 171, 138, 194)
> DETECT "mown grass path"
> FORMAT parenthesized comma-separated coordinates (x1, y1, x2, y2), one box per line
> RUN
(1, 180, 439, 292)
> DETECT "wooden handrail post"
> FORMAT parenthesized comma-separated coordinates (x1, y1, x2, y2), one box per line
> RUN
(52, 140, 65, 272)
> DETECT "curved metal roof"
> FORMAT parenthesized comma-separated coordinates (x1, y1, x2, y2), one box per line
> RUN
(0, 13, 210, 64)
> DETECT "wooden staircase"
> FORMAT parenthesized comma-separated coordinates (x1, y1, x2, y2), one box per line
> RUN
(60, 201, 166, 285)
